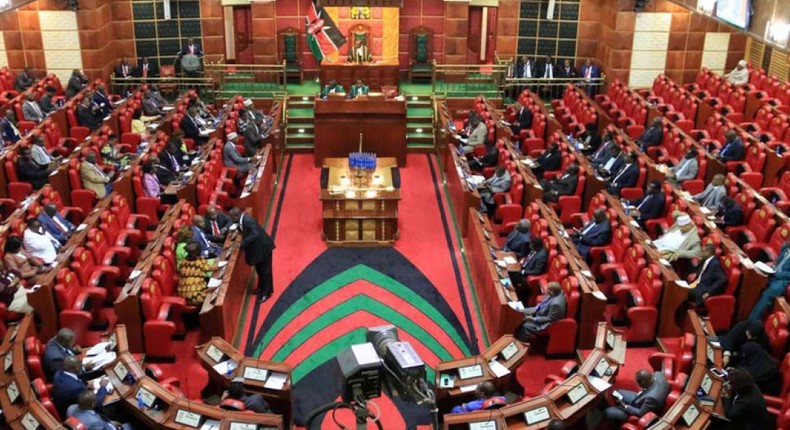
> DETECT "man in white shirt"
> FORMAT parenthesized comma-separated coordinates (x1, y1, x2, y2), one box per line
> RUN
(23, 217, 60, 264)
(653, 214, 701, 261)
(478, 166, 511, 214)
(30, 135, 58, 168)
(725, 60, 749, 85)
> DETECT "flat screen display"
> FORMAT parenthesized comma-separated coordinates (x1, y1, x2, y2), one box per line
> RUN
(716, 0, 751, 29)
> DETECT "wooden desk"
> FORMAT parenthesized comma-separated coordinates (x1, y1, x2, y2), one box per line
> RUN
(501, 395, 563, 429)
(445, 145, 481, 236)
(435, 356, 495, 413)
(654, 393, 712, 430)
(8, 400, 64, 430)
(320, 157, 400, 245)
(161, 145, 213, 207)
(313, 99, 407, 166)
(319, 62, 399, 91)
(546, 373, 608, 423)
(235, 144, 276, 225)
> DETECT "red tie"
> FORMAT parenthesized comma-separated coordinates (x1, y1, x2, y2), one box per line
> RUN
(143, 65, 148, 78)
(212, 221, 220, 236)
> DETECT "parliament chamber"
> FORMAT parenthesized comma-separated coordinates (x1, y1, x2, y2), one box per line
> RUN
(0, 0, 789, 428)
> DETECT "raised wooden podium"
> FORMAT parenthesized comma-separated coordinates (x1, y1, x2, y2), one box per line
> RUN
(320, 157, 400, 246)
(313, 98, 407, 166)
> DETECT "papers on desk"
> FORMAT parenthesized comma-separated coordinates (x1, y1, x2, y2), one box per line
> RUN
(76, 223, 87, 232)
(90, 377, 114, 394)
(264, 372, 288, 390)
(502, 256, 518, 265)
(494, 260, 507, 269)
(586, 375, 612, 393)
(592, 291, 607, 301)
(162, 106, 174, 111)
(200, 420, 221, 430)
(488, 359, 511, 378)
(207, 278, 222, 289)
(699, 206, 712, 215)
(218, 261, 228, 269)
(659, 258, 671, 266)
(581, 270, 593, 278)
(459, 384, 478, 393)
(129, 270, 142, 279)
(465, 175, 486, 186)
(675, 280, 690, 289)
(521, 158, 538, 168)
(83, 351, 116, 370)
(240, 191, 251, 199)
(199, 128, 216, 136)
(212, 359, 237, 376)
(184, 171, 194, 177)
(85, 342, 110, 357)
(629, 220, 641, 228)
(755, 261, 776, 274)
(508, 301, 525, 312)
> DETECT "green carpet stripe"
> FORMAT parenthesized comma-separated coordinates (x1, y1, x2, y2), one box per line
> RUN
(290, 328, 436, 384)
(270, 295, 454, 363)
(254, 264, 471, 357)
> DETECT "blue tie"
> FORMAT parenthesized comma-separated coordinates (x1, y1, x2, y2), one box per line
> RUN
(536, 297, 552, 312)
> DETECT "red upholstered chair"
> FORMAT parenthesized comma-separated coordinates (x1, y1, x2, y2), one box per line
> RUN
(621, 412, 660, 430)
(704, 254, 741, 331)
(657, 332, 696, 374)
(220, 399, 246, 411)
(540, 277, 579, 356)
(86, 228, 135, 280)
(598, 244, 647, 296)
(612, 264, 663, 342)
(766, 311, 790, 359)
(24, 336, 46, 381)
(744, 223, 790, 263)
(54, 268, 107, 343)
(40, 398, 61, 421)
(765, 353, 790, 416)
(589, 225, 631, 277)
(70, 126, 90, 142)
(140, 278, 187, 359)
(568, 192, 607, 228)
(726, 205, 777, 248)
(110, 194, 152, 235)
(4, 151, 33, 202)
(69, 247, 121, 295)
(99, 211, 145, 249)
(67, 158, 97, 214)
(144, 364, 181, 388)
(527, 255, 569, 300)
(760, 172, 790, 215)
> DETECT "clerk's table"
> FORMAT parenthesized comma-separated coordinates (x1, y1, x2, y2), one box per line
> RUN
(320, 157, 400, 246)
(313, 98, 407, 166)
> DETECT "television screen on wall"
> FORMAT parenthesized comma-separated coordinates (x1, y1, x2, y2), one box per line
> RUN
(716, 0, 752, 29)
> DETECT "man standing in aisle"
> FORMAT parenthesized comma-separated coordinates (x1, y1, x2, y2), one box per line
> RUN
(230, 208, 275, 304)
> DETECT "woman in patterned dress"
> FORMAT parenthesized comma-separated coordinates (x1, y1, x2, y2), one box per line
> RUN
(177, 243, 217, 306)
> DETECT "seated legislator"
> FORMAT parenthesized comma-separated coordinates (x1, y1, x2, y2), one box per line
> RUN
(320, 80, 345, 99)
(0, 261, 32, 314)
(80, 152, 113, 198)
(687, 244, 728, 307)
(69, 391, 134, 430)
(177, 243, 216, 306)
(39, 202, 75, 245)
(667, 148, 699, 185)
(514, 281, 567, 341)
(596, 145, 624, 180)
(715, 196, 744, 229)
(43, 328, 83, 381)
(509, 237, 549, 293)
(237, 110, 263, 157)
(65, 69, 87, 100)
(16, 147, 53, 190)
(602, 369, 670, 428)
(4, 235, 44, 280)
(692, 173, 726, 210)
(142, 88, 165, 117)
(450, 381, 506, 413)
(576, 123, 601, 154)
(350, 80, 370, 98)
(224, 132, 256, 173)
(93, 85, 113, 117)
(477, 166, 511, 214)
(637, 117, 664, 151)
(572, 208, 612, 261)
(720, 320, 770, 367)
(714, 369, 770, 430)
(39, 86, 57, 114)
(180, 106, 208, 145)
(654, 214, 701, 261)
(23, 217, 60, 265)
(191, 215, 221, 257)
(509, 102, 534, 136)
(589, 130, 616, 168)
(1, 110, 21, 143)
(22, 91, 45, 123)
(76, 96, 102, 131)
(204, 207, 231, 244)
(724, 60, 749, 85)
(101, 135, 130, 170)
(174, 226, 194, 269)
(53, 356, 108, 420)
(715, 130, 746, 162)
(626, 180, 665, 227)
(141, 160, 162, 198)
(749, 234, 790, 320)
(731, 341, 781, 396)
(159, 141, 188, 177)
(14, 68, 35, 92)
(222, 378, 272, 413)
(348, 38, 372, 63)
(468, 140, 498, 172)
(461, 117, 488, 154)
(540, 164, 579, 203)
(503, 219, 531, 257)
(530, 142, 562, 180)
(606, 152, 639, 196)
(32, 135, 60, 169)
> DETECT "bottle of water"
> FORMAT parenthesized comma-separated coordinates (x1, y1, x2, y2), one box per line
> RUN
(136, 392, 145, 410)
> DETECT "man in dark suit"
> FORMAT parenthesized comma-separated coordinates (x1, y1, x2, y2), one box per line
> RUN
(223, 379, 272, 413)
(531, 142, 562, 180)
(180, 106, 205, 144)
(627, 181, 665, 226)
(114, 57, 134, 79)
(717, 369, 770, 430)
(717, 130, 746, 162)
(540, 164, 579, 203)
(687, 244, 728, 307)
(514, 281, 567, 341)
(509, 103, 533, 137)
(538, 56, 558, 98)
(181, 37, 203, 56)
(14, 68, 35, 92)
(53, 356, 108, 420)
(39, 203, 75, 245)
(607, 152, 639, 196)
(204, 206, 231, 243)
(16, 147, 52, 190)
(43, 328, 82, 381)
(576, 123, 601, 154)
(159, 142, 188, 176)
(76, 96, 101, 131)
(572, 208, 612, 260)
(191, 215, 221, 257)
(716, 196, 744, 229)
(589, 130, 616, 167)
(468, 141, 498, 172)
(603, 369, 670, 427)
(557, 59, 577, 79)
(509, 237, 549, 300)
(637, 117, 664, 151)
(65, 69, 87, 100)
(238, 109, 263, 156)
(579, 58, 600, 95)
(0, 110, 21, 143)
(597, 145, 624, 179)
(230, 208, 276, 303)
(516, 56, 535, 79)
(136, 56, 159, 78)
(503, 219, 531, 257)
(39, 86, 57, 114)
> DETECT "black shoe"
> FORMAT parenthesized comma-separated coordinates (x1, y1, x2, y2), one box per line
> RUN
(256, 295, 269, 304)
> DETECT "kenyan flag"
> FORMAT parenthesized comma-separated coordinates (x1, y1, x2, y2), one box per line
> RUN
(305, 0, 346, 62)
